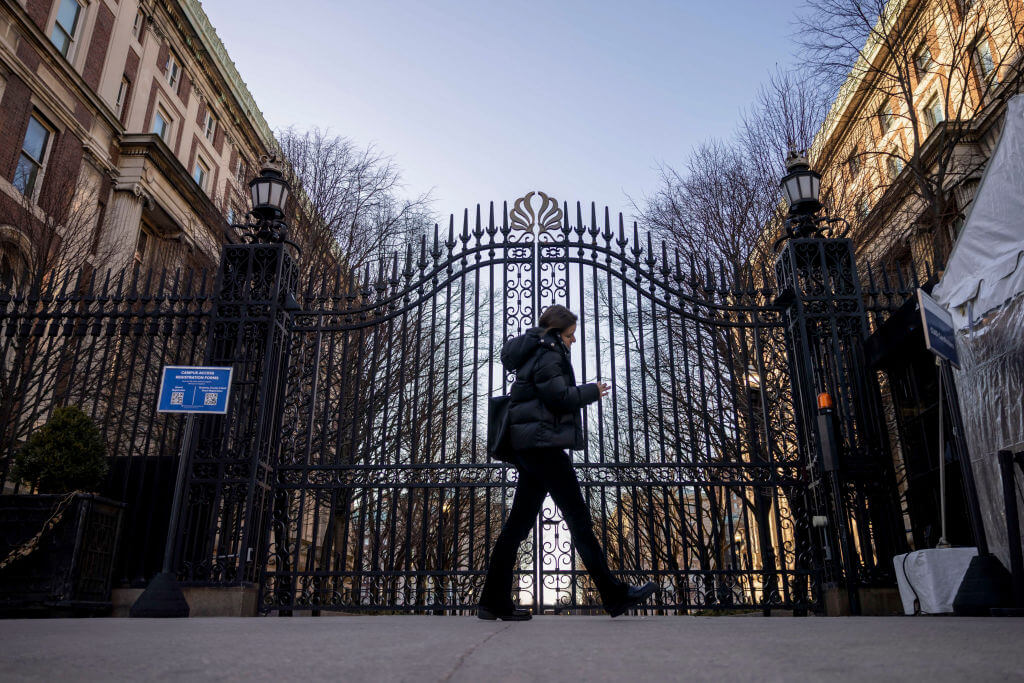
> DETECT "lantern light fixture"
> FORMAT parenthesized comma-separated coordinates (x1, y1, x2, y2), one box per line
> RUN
(249, 157, 290, 222)
(780, 150, 822, 218)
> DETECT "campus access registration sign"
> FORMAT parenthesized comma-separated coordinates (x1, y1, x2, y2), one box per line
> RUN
(157, 366, 233, 414)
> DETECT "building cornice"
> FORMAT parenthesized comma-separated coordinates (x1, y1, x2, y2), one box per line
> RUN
(117, 133, 238, 244)
(155, 0, 276, 154)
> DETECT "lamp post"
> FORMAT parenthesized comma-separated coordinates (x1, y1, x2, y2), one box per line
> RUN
(775, 149, 879, 615)
(130, 158, 298, 618)
(233, 157, 302, 313)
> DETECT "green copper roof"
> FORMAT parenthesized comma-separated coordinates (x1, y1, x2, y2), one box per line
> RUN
(180, 0, 277, 152)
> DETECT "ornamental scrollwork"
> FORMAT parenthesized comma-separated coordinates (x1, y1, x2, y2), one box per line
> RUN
(509, 191, 563, 236)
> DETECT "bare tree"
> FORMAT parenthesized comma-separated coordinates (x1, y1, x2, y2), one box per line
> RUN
(740, 68, 833, 224)
(615, 68, 830, 611)
(2, 147, 115, 290)
(797, 0, 1024, 266)
(635, 68, 828, 279)
(636, 144, 767, 280)
(276, 127, 434, 283)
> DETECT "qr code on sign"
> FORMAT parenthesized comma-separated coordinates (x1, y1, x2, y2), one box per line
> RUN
(203, 392, 218, 406)
(170, 392, 184, 405)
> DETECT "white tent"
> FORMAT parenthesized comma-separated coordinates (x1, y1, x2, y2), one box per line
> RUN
(931, 95, 1024, 572)
(933, 95, 1024, 326)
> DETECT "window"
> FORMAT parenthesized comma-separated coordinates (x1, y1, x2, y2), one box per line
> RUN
(134, 227, 150, 267)
(133, 11, 145, 40)
(923, 94, 945, 131)
(887, 155, 904, 179)
(165, 52, 181, 89)
(236, 157, 247, 185)
(50, 0, 82, 57)
(203, 111, 217, 141)
(193, 157, 210, 191)
(227, 205, 236, 225)
(857, 195, 871, 221)
(915, 41, 933, 76)
(152, 107, 171, 142)
(0, 239, 28, 292)
(115, 77, 130, 116)
(877, 101, 893, 134)
(847, 148, 860, 177)
(13, 115, 53, 197)
(975, 35, 996, 82)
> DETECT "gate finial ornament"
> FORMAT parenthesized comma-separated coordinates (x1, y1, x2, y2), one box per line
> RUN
(510, 191, 562, 234)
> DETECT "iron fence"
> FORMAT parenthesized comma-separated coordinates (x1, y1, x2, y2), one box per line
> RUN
(0, 267, 214, 585)
(0, 197, 943, 616)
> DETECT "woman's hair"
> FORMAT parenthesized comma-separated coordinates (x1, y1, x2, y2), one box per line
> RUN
(539, 304, 577, 336)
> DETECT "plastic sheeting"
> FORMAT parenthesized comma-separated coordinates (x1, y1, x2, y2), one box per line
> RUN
(930, 94, 1024, 569)
(951, 293, 1024, 570)
(933, 95, 1024, 329)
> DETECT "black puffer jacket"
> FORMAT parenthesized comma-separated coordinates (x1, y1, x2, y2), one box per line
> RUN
(501, 327, 600, 451)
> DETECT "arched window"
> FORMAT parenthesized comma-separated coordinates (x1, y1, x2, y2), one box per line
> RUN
(0, 225, 32, 292)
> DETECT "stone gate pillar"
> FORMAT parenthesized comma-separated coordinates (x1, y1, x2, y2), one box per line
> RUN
(775, 237, 907, 613)
(173, 241, 298, 596)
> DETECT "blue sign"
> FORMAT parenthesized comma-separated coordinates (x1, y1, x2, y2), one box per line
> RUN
(157, 366, 233, 414)
(918, 289, 960, 368)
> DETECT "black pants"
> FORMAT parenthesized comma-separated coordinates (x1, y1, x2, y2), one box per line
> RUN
(480, 448, 627, 611)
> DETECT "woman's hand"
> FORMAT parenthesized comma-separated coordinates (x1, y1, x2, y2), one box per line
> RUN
(597, 381, 611, 398)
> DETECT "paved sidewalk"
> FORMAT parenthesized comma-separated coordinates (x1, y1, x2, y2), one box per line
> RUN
(1, 615, 1022, 682)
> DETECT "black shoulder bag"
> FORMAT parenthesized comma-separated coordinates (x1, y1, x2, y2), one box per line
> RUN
(487, 346, 546, 462)
(487, 394, 514, 463)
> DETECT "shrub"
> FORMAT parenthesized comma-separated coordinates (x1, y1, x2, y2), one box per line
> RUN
(12, 406, 108, 494)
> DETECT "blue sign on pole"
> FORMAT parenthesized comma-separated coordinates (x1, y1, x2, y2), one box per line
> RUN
(157, 366, 233, 414)
(917, 289, 960, 369)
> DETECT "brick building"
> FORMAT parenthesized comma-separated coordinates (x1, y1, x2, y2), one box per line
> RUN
(808, 0, 1024, 551)
(811, 0, 1023, 272)
(0, 0, 277, 285)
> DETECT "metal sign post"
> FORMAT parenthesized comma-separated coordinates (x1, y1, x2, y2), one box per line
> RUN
(131, 366, 233, 617)
(918, 289, 958, 548)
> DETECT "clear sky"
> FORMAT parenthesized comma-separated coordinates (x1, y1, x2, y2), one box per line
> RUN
(201, 0, 806, 222)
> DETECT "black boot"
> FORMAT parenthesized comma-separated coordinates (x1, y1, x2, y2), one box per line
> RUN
(606, 581, 657, 618)
(477, 604, 533, 621)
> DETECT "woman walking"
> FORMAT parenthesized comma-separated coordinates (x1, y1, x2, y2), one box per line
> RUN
(479, 304, 657, 620)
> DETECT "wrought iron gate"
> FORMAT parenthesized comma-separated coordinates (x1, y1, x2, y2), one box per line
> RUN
(256, 192, 821, 615)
